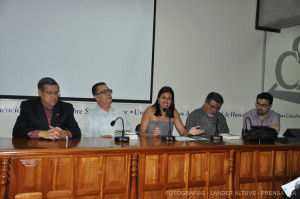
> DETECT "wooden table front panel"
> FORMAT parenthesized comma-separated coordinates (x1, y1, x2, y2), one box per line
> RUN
(291, 150, 300, 179)
(138, 151, 233, 199)
(7, 154, 131, 199)
(235, 149, 299, 199)
(2, 138, 300, 199)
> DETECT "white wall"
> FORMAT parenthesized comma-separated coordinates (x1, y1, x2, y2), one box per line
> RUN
(152, 0, 263, 133)
(1, 0, 299, 138)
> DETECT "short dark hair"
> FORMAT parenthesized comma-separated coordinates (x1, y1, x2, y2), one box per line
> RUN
(153, 86, 175, 118)
(205, 92, 224, 104)
(92, 82, 106, 95)
(37, 77, 59, 91)
(257, 92, 273, 105)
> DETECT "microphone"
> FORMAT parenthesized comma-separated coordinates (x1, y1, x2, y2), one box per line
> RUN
(111, 117, 129, 142)
(210, 116, 223, 141)
(161, 108, 175, 141)
(242, 117, 251, 140)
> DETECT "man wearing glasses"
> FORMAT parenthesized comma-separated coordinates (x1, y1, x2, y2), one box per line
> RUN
(13, 77, 81, 139)
(243, 92, 280, 133)
(81, 82, 131, 138)
(185, 92, 229, 136)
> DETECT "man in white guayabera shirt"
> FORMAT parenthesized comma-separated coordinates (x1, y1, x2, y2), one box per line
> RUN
(81, 82, 131, 138)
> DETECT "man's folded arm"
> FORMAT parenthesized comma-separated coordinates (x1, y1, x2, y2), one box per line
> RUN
(12, 104, 35, 138)
(64, 104, 81, 138)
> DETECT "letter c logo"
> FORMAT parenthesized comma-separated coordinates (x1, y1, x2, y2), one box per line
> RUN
(275, 36, 300, 90)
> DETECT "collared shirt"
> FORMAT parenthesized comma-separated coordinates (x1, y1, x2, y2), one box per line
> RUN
(81, 105, 131, 137)
(243, 108, 280, 130)
(185, 107, 229, 136)
(28, 106, 72, 138)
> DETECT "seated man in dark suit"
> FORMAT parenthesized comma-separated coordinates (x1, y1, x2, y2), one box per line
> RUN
(13, 77, 81, 139)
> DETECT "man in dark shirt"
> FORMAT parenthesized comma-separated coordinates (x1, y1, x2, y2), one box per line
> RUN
(185, 92, 229, 136)
(13, 77, 81, 139)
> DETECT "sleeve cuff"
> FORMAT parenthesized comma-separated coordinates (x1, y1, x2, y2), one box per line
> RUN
(28, 130, 40, 139)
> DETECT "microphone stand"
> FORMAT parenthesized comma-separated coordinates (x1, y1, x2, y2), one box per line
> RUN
(210, 116, 223, 141)
(161, 109, 175, 141)
(111, 117, 129, 142)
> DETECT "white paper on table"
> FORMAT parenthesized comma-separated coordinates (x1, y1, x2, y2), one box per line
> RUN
(175, 136, 208, 141)
(219, 133, 241, 140)
(281, 176, 300, 197)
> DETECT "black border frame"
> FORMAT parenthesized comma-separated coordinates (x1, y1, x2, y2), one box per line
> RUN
(255, 0, 280, 33)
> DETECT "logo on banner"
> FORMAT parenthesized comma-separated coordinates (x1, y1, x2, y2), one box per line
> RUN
(268, 36, 300, 104)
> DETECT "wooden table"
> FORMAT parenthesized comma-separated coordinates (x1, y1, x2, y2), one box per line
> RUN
(0, 136, 299, 199)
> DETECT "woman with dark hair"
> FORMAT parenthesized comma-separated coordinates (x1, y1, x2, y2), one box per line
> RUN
(139, 86, 203, 137)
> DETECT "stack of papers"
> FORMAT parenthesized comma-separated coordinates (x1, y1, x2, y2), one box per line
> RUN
(125, 132, 138, 139)
(115, 131, 138, 139)
(175, 136, 200, 141)
(219, 133, 241, 140)
(183, 136, 208, 141)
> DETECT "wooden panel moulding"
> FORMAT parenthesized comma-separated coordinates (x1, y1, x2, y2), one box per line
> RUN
(48, 157, 74, 192)
(0, 158, 9, 199)
(188, 187, 206, 199)
(8, 157, 44, 196)
(209, 152, 228, 186)
(102, 155, 131, 195)
(257, 151, 273, 181)
(130, 153, 139, 199)
(291, 150, 300, 179)
(76, 195, 99, 199)
(143, 154, 163, 187)
(14, 192, 42, 199)
(274, 151, 290, 179)
(257, 181, 272, 199)
(75, 156, 101, 196)
(167, 154, 186, 184)
(239, 151, 256, 182)
(239, 182, 256, 197)
(103, 192, 126, 199)
(143, 190, 162, 199)
(274, 181, 287, 199)
(189, 153, 208, 184)
(46, 190, 72, 199)
(228, 150, 235, 199)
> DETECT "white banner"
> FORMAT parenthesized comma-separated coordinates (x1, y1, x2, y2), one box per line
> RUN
(1, 97, 298, 138)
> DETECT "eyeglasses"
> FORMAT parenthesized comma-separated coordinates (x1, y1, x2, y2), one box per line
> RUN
(43, 90, 60, 97)
(207, 103, 221, 111)
(255, 102, 269, 108)
(96, 89, 113, 95)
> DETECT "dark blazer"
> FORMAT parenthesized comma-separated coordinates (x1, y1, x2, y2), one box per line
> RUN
(13, 98, 81, 138)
